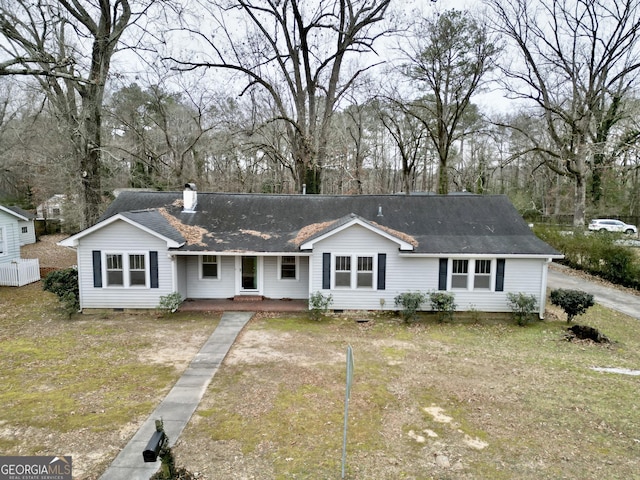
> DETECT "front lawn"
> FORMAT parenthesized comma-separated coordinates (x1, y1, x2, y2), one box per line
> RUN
(0, 282, 218, 478)
(2, 282, 640, 479)
(176, 308, 640, 479)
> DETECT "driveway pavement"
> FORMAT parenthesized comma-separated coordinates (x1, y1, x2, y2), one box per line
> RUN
(547, 265, 640, 320)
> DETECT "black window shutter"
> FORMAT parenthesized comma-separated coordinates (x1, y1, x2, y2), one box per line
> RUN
(438, 258, 448, 291)
(377, 253, 386, 290)
(92, 250, 102, 287)
(322, 253, 331, 289)
(150, 251, 159, 288)
(495, 259, 505, 292)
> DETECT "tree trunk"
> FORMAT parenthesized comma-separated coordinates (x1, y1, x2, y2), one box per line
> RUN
(437, 159, 449, 194)
(573, 172, 587, 227)
(79, 93, 103, 227)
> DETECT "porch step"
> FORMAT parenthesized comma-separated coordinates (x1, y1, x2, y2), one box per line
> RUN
(233, 295, 265, 302)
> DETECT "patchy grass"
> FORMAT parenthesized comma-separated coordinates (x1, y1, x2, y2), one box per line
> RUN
(0, 282, 219, 478)
(3, 281, 640, 479)
(176, 306, 640, 480)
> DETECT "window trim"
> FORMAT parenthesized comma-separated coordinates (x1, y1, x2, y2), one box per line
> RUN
(332, 253, 377, 290)
(356, 255, 374, 288)
(200, 255, 221, 280)
(334, 255, 352, 288)
(103, 251, 149, 288)
(451, 259, 469, 290)
(128, 253, 147, 286)
(473, 259, 492, 290)
(105, 253, 124, 287)
(278, 255, 298, 280)
(448, 258, 496, 292)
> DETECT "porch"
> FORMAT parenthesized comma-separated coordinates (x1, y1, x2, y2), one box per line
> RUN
(179, 297, 309, 312)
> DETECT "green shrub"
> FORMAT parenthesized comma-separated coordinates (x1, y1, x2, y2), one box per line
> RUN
(394, 291, 427, 323)
(429, 291, 456, 323)
(550, 288, 595, 323)
(534, 225, 640, 289)
(506, 292, 538, 326)
(309, 291, 333, 320)
(600, 245, 639, 287)
(158, 292, 183, 314)
(42, 267, 79, 316)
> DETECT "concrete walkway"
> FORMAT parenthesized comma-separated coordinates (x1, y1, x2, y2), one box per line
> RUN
(548, 265, 640, 320)
(99, 311, 254, 480)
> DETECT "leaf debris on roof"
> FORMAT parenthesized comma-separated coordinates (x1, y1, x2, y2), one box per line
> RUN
(371, 221, 419, 247)
(290, 220, 337, 246)
(239, 229, 274, 240)
(158, 208, 208, 246)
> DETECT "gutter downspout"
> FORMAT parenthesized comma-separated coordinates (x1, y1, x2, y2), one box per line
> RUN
(539, 258, 553, 319)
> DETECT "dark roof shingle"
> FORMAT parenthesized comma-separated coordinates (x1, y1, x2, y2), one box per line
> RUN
(98, 192, 560, 256)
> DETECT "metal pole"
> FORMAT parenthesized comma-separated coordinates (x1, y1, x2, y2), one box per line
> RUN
(341, 345, 354, 479)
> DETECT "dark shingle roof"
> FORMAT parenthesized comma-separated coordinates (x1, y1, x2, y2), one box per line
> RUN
(98, 192, 560, 256)
(3, 205, 35, 220)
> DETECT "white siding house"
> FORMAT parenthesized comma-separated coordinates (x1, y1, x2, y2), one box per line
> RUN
(0, 205, 40, 286)
(59, 189, 563, 316)
(0, 207, 21, 264)
(73, 220, 177, 309)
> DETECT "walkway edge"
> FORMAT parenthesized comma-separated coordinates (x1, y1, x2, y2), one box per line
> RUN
(99, 311, 254, 480)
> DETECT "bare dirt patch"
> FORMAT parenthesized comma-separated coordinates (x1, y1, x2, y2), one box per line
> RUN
(22, 233, 77, 269)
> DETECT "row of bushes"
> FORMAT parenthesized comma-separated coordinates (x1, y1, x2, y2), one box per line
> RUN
(43, 269, 595, 327)
(392, 289, 594, 326)
(392, 291, 534, 325)
(534, 225, 640, 290)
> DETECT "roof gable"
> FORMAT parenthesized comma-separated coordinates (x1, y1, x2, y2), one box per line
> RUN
(0, 205, 34, 221)
(58, 211, 185, 248)
(299, 214, 416, 251)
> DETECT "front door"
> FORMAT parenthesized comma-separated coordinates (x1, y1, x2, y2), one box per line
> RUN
(241, 256, 258, 290)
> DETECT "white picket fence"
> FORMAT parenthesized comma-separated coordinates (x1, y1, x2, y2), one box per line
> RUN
(0, 259, 41, 286)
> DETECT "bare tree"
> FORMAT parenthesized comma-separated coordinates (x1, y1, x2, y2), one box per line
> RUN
(168, 0, 392, 194)
(487, 0, 640, 226)
(106, 76, 219, 190)
(379, 100, 428, 194)
(398, 9, 500, 194)
(0, 0, 151, 227)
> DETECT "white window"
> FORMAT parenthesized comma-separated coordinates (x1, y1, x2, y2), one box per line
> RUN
(201, 255, 219, 279)
(474, 259, 492, 290)
(279, 256, 297, 280)
(106, 254, 124, 286)
(357, 256, 373, 288)
(21, 226, 28, 234)
(105, 253, 148, 287)
(335, 256, 351, 287)
(451, 259, 468, 289)
(129, 254, 146, 286)
(333, 254, 376, 289)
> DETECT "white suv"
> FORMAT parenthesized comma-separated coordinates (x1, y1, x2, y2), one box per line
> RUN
(588, 219, 638, 234)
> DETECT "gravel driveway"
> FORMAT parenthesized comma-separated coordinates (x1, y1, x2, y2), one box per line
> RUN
(548, 264, 640, 320)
